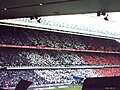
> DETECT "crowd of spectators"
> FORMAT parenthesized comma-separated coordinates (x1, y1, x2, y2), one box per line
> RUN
(0, 26, 86, 49)
(81, 37, 120, 51)
(79, 52, 120, 76)
(0, 25, 120, 51)
(94, 68, 120, 76)
(0, 25, 120, 88)
(0, 69, 101, 87)
(80, 53, 120, 65)
(1, 47, 120, 67)
(0, 47, 119, 87)
(0, 47, 88, 67)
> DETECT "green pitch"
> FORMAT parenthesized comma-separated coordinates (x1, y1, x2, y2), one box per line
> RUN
(46, 85, 82, 90)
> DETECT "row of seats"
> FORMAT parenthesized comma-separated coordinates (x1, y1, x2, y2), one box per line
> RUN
(0, 48, 88, 67)
(81, 53, 120, 65)
(0, 26, 120, 51)
(1, 47, 119, 67)
(0, 25, 120, 88)
(0, 69, 101, 87)
(94, 68, 120, 76)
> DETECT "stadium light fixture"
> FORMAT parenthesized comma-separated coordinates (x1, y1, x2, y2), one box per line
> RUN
(29, 16, 42, 23)
(101, 11, 106, 16)
(97, 10, 109, 21)
(104, 14, 109, 21)
(35, 16, 38, 19)
(30, 16, 34, 20)
(30, 16, 39, 21)
(39, 3, 43, 6)
(97, 10, 106, 16)
(37, 18, 41, 23)
(97, 11, 101, 16)
(4, 8, 7, 11)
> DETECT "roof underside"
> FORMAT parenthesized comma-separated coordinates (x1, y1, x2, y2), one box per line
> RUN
(0, 0, 120, 19)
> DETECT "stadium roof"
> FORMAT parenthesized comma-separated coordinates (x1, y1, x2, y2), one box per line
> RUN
(0, 12, 120, 39)
(0, 0, 120, 19)
(0, 0, 120, 39)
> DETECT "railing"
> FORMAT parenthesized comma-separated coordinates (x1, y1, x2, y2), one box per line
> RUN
(1, 65, 120, 70)
(0, 44, 120, 54)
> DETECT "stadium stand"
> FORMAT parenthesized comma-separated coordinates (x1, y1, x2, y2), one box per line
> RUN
(0, 25, 120, 51)
(0, 25, 120, 88)
(80, 53, 120, 65)
(94, 68, 120, 76)
(0, 48, 88, 67)
(0, 69, 101, 87)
